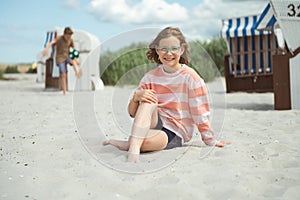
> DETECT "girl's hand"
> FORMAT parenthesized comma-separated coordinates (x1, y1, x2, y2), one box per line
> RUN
(134, 90, 158, 104)
(215, 141, 232, 148)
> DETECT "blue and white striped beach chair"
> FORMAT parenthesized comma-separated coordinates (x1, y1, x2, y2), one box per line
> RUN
(221, 3, 281, 93)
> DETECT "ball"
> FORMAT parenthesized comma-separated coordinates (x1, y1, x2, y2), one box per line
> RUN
(69, 48, 80, 59)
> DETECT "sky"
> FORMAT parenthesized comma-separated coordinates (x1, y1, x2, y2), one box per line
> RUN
(0, 0, 268, 63)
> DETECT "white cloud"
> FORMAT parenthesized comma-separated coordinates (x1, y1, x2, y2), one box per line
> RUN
(180, 0, 267, 40)
(86, 0, 189, 24)
(86, 0, 267, 40)
(63, 0, 80, 9)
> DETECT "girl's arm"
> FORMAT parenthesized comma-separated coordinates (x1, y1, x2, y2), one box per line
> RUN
(128, 92, 139, 118)
(188, 75, 230, 147)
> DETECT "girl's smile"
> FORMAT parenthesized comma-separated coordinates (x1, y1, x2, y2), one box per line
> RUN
(156, 36, 184, 72)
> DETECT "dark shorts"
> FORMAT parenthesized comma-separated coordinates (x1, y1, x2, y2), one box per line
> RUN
(154, 116, 182, 150)
(57, 58, 71, 73)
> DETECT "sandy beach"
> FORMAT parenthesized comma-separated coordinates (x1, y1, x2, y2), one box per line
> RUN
(1, 74, 300, 200)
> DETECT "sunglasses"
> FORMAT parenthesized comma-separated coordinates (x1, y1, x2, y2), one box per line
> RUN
(157, 46, 181, 54)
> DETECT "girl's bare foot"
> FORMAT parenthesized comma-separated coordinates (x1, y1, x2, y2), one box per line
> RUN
(127, 152, 140, 163)
(102, 140, 110, 146)
(102, 140, 129, 151)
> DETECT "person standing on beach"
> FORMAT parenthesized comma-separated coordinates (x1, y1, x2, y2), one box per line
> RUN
(43, 27, 82, 95)
(103, 27, 231, 162)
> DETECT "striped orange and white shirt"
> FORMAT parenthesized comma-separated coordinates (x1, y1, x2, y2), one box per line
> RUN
(138, 64, 217, 146)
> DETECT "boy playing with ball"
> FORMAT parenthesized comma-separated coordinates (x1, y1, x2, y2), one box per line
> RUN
(43, 27, 82, 95)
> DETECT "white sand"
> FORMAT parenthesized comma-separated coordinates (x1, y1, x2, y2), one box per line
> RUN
(1, 74, 300, 200)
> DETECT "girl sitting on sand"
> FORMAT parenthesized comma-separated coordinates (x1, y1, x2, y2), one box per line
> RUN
(103, 27, 230, 162)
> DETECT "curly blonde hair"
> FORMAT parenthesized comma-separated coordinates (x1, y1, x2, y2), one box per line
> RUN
(146, 27, 189, 65)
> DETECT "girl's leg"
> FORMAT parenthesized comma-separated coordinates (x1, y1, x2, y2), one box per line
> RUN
(103, 102, 168, 162)
(103, 139, 129, 151)
(140, 130, 168, 152)
(127, 102, 166, 162)
(102, 130, 168, 152)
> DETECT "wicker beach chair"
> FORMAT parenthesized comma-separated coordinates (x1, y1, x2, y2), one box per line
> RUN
(221, 4, 281, 93)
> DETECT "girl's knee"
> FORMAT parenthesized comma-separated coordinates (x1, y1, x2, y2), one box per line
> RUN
(139, 102, 158, 110)
(135, 102, 157, 118)
(134, 102, 158, 126)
